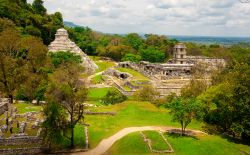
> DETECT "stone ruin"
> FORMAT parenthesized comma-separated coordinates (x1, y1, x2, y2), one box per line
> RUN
(116, 43, 226, 96)
(103, 68, 132, 80)
(48, 28, 98, 73)
(119, 43, 226, 80)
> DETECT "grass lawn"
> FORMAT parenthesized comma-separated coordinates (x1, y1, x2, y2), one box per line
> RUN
(87, 87, 116, 101)
(117, 67, 149, 81)
(58, 124, 86, 148)
(106, 131, 250, 155)
(85, 101, 201, 148)
(89, 56, 101, 61)
(95, 61, 116, 73)
(122, 85, 132, 91)
(143, 131, 171, 150)
(14, 103, 43, 114)
(104, 132, 149, 155)
(91, 74, 104, 84)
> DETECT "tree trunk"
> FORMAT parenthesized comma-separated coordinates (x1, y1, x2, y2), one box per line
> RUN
(181, 121, 184, 136)
(9, 94, 13, 104)
(70, 112, 74, 148)
(71, 125, 74, 148)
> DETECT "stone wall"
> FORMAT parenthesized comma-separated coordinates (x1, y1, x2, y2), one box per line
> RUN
(0, 147, 45, 155)
(0, 136, 42, 146)
(0, 102, 8, 115)
(112, 80, 136, 96)
(0, 136, 44, 155)
(118, 61, 193, 79)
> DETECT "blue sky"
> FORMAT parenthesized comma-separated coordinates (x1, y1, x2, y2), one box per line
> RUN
(28, 0, 250, 37)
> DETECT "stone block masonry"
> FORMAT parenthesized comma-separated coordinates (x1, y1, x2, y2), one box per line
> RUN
(0, 102, 8, 115)
(48, 28, 98, 73)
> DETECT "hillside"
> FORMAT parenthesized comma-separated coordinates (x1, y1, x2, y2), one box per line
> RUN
(0, 0, 63, 45)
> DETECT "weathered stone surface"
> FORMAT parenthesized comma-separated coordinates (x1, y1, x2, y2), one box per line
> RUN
(19, 122, 26, 133)
(48, 28, 98, 73)
(1, 125, 8, 133)
(0, 101, 8, 115)
(103, 68, 131, 80)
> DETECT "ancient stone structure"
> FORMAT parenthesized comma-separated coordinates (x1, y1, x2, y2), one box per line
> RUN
(119, 43, 226, 80)
(173, 43, 187, 64)
(0, 101, 8, 115)
(48, 28, 98, 73)
(103, 68, 131, 80)
(117, 43, 226, 96)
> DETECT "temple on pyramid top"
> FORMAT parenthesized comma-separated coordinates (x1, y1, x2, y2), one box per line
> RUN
(48, 28, 98, 73)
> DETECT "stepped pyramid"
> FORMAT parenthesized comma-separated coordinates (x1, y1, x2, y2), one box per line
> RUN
(48, 28, 98, 73)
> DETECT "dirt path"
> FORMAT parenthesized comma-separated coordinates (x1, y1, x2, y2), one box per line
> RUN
(71, 126, 205, 155)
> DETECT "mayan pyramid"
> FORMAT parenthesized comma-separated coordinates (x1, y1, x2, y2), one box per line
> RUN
(48, 28, 98, 73)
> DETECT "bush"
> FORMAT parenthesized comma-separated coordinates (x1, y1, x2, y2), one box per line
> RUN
(102, 89, 127, 105)
(121, 53, 141, 63)
(134, 85, 160, 102)
(49, 51, 82, 68)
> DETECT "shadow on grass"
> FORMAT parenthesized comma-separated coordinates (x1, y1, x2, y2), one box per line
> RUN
(219, 134, 250, 146)
(165, 131, 199, 140)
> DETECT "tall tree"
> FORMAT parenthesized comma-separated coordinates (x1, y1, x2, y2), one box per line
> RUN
(0, 29, 26, 103)
(199, 62, 250, 140)
(32, 0, 46, 15)
(45, 62, 87, 147)
(125, 33, 143, 50)
(168, 97, 204, 135)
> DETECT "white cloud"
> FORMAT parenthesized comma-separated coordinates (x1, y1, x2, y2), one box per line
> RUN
(26, 0, 250, 36)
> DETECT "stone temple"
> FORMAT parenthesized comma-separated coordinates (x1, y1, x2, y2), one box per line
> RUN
(48, 28, 98, 73)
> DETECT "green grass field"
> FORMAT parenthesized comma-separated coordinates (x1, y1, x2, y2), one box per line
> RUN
(87, 87, 116, 101)
(106, 131, 250, 155)
(89, 56, 101, 61)
(14, 103, 43, 114)
(91, 74, 104, 84)
(7, 95, 249, 154)
(143, 131, 171, 151)
(85, 101, 201, 148)
(95, 61, 116, 73)
(117, 67, 149, 81)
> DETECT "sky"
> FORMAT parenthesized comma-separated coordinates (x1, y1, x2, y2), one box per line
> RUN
(27, 0, 250, 37)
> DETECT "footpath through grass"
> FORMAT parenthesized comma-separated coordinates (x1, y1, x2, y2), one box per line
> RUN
(85, 101, 201, 148)
(106, 131, 250, 155)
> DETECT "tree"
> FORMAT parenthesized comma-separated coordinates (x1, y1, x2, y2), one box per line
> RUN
(102, 89, 127, 105)
(134, 85, 160, 102)
(19, 36, 49, 103)
(104, 45, 134, 61)
(198, 62, 250, 140)
(32, 0, 46, 15)
(0, 18, 15, 32)
(0, 29, 26, 103)
(125, 33, 143, 50)
(140, 47, 165, 63)
(42, 99, 67, 149)
(45, 62, 87, 148)
(121, 53, 141, 63)
(49, 51, 82, 68)
(168, 97, 204, 135)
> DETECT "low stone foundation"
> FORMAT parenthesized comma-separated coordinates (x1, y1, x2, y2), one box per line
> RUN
(140, 131, 174, 153)
(0, 147, 45, 155)
(0, 136, 42, 146)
